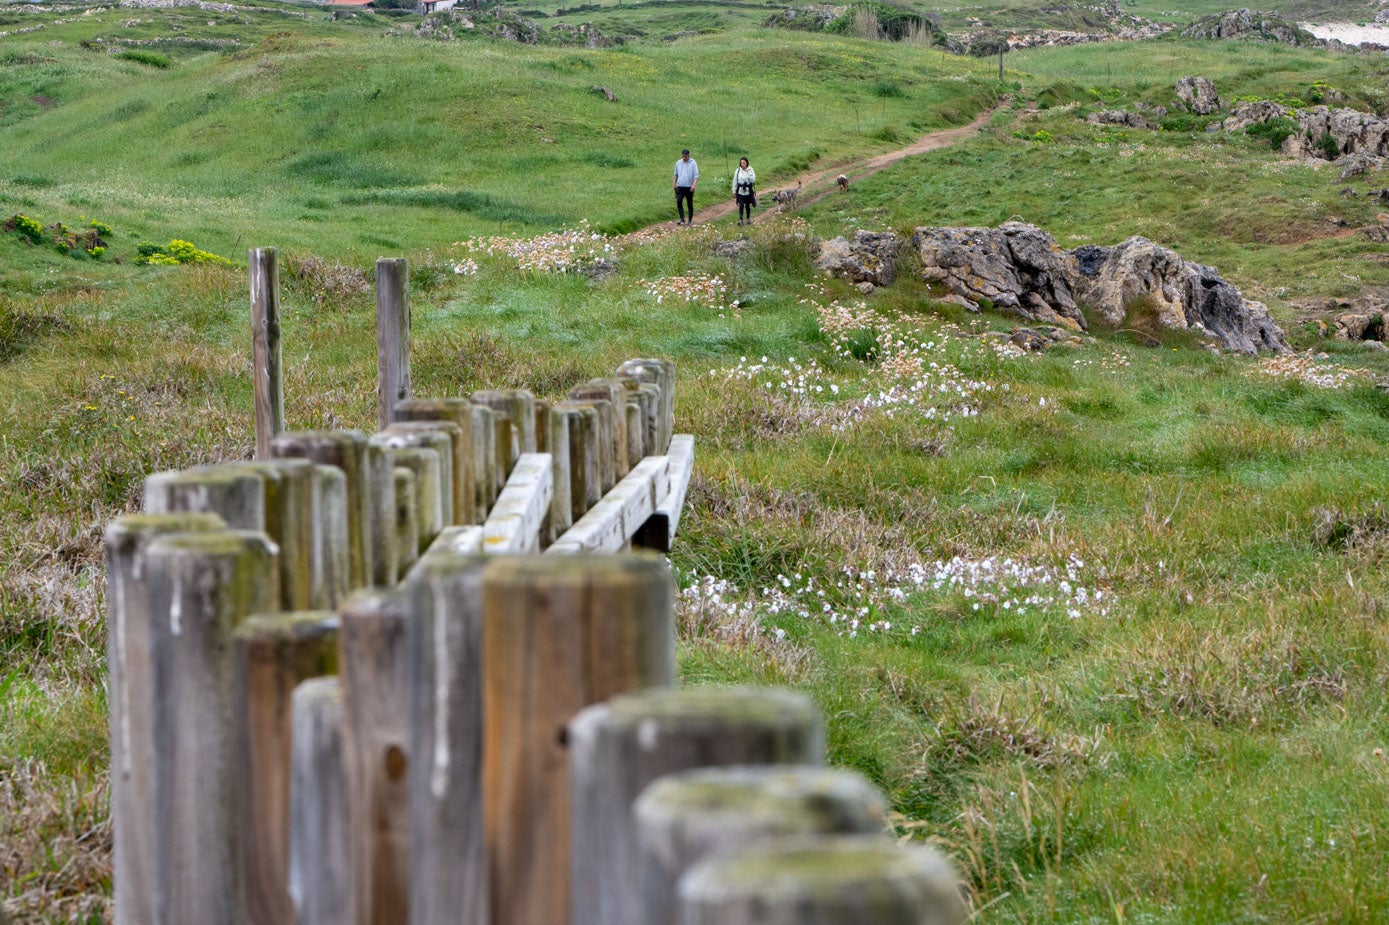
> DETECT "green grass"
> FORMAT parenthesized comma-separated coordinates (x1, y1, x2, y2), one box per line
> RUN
(4, 2, 1389, 922)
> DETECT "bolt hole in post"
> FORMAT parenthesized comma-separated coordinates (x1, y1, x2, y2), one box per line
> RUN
(384, 745, 408, 782)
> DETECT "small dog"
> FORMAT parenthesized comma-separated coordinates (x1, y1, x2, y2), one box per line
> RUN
(836, 174, 849, 191)
(771, 180, 803, 210)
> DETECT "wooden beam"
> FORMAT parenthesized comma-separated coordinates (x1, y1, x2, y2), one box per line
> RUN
(633, 434, 695, 554)
(483, 453, 553, 555)
(548, 456, 670, 555)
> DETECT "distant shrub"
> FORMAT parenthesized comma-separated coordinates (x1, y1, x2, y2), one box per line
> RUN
(582, 152, 635, 169)
(827, 2, 944, 44)
(11, 175, 54, 188)
(1314, 132, 1340, 160)
(870, 80, 904, 98)
(1159, 113, 1200, 132)
(88, 219, 113, 238)
(1012, 129, 1053, 143)
(5, 213, 44, 245)
(0, 299, 70, 362)
(137, 239, 232, 266)
(1245, 117, 1297, 150)
(119, 50, 171, 68)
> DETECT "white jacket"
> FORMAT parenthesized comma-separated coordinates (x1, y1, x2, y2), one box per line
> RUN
(733, 166, 756, 195)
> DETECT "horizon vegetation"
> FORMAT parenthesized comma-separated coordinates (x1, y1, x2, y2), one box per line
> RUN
(2, 0, 1389, 921)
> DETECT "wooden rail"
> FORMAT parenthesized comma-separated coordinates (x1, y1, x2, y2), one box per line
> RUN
(102, 252, 965, 925)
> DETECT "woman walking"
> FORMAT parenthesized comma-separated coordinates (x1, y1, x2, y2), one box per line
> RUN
(733, 157, 756, 226)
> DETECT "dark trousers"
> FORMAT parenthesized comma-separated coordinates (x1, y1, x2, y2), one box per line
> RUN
(675, 186, 694, 222)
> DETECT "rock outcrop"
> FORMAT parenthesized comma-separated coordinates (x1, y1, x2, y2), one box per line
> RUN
(1175, 76, 1222, 115)
(911, 223, 1290, 354)
(815, 230, 901, 287)
(1180, 9, 1317, 45)
(912, 223, 1085, 330)
(1071, 237, 1289, 354)
(1087, 109, 1153, 129)
(1217, 99, 1290, 132)
(1287, 106, 1389, 160)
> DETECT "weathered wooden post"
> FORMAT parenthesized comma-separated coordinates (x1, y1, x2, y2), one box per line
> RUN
(272, 430, 372, 591)
(371, 434, 445, 550)
(678, 835, 966, 925)
(533, 399, 550, 452)
(407, 552, 488, 925)
(289, 677, 349, 925)
(106, 513, 226, 925)
(572, 378, 630, 478)
(312, 464, 350, 608)
(143, 466, 266, 532)
(471, 404, 498, 521)
(209, 459, 316, 611)
(618, 358, 676, 453)
(482, 555, 676, 925)
(472, 389, 537, 457)
(250, 247, 284, 460)
(625, 395, 647, 465)
(365, 442, 398, 588)
(628, 382, 661, 460)
(550, 402, 601, 520)
(376, 257, 410, 431)
(392, 467, 420, 577)
(393, 399, 478, 526)
(339, 589, 413, 925)
(233, 612, 339, 925)
(567, 687, 825, 925)
(381, 424, 458, 526)
(633, 766, 886, 925)
(543, 407, 572, 544)
(142, 530, 280, 924)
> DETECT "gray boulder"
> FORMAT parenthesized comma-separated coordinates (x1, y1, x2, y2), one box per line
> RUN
(1072, 237, 1289, 354)
(815, 230, 901, 287)
(1218, 99, 1290, 133)
(1175, 76, 1222, 115)
(1180, 9, 1316, 45)
(1087, 109, 1153, 129)
(912, 222, 1085, 330)
(1337, 152, 1384, 181)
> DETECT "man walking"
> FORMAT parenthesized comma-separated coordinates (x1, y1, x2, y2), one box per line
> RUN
(673, 149, 699, 225)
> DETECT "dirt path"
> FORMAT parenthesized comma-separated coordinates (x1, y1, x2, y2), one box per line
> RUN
(651, 106, 996, 231)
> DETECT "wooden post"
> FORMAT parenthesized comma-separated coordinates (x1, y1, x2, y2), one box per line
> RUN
(625, 398, 646, 467)
(371, 437, 445, 552)
(470, 405, 498, 521)
(543, 407, 571, 545)
(250, 248, 284, 460)
(617, 359, 676, 453)
(392, 467, 420, 577)
(533, 399, 550, 453)
(289, 677, 350, 925)
(633, 766, 885, 925)
(142, 530, 280, 925)
(143, 466, 266, 532)
(207, 459, 316, 611)
(483, 555, 677, 925)
(393, 399, 477, 527)
(106, 513, 226, 925)
(493, 414, 515, 489)
(406, 552, 488, 925)
(312, 464, 350, 609)
(376, 258, 410, 431)
(632, 383, 662, 460)
(382, 423, 460, 526)
(272, 430, 372, 591)
(677, 835, 966, 925)
(567, 687, 825, 925)
(365, 442, 397, 588)
(234, 612, 339, 925)
(338, 589, 413, 925)
(633, 434, 695, 554)
(472, 389, 536, 456)
(568, 382, 628, 487)
(550, 402, 601, 520)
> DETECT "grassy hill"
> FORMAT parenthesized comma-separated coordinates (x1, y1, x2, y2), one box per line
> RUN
(4, 1, 1389, 922)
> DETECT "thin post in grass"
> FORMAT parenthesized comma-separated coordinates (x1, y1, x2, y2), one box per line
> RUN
(339, 588, 413, 925)
(106, 513, 226, 925)
(376, 257, 410, 431)
(250, 248, 284, 460)
(633, 766, 885, 925)
(567, 687, 826, 925)
(677, 835, 967, 925)
(483, 555, 676, 925)
(407, 552, 488, 925)
(143, 530, 280, 925)
(289, 677, 350, 925)
(233, 612, 339, 925)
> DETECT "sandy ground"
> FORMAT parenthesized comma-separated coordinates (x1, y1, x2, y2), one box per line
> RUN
(1301, 21, 1389, 45)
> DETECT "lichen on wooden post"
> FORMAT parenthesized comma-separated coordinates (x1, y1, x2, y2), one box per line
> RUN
(364, 442, 397, 588)
(392, 467, 420, 577)
(371, 435, 444, 553)
(618, 358, 676, 453)
(204, 459, 317, 611)
(143, 466, 266, 532)
(470, 404, 498, 522)
(567, 687, 825, 925)
(634, 766, 885, 925)
(543, 406, 572, 544)
(382, 422, 460, 526)
(473, 388, 537, 457)
(550, 401, 601, 521)
(234, 612, 339, 925)
(677, 835, 966, 925)
(311, 464, 350, 609)
(483, 554, 676, 925)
